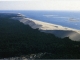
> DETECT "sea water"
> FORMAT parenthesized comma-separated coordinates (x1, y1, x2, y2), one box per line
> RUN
(0, 10, 80, 30)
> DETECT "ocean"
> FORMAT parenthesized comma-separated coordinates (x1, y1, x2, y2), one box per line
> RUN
(0, 10, 80, 30)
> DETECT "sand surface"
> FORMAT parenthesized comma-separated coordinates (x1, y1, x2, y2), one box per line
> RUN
(19, 18, 80, 41)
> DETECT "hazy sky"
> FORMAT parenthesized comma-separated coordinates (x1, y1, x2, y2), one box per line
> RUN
(0, 0, 80, 10)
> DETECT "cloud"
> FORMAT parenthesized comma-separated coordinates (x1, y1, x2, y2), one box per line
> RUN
(0, 0, 80, 10)
(0, 0, 38, 1)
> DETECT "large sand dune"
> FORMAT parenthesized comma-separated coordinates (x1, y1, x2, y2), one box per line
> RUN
(19, 18, 80, 41)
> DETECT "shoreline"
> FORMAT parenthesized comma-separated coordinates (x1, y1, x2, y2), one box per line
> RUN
(19, 17, 80, 41)
(20, 18, 80, 33)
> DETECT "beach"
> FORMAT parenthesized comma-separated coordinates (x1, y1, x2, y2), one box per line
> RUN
(19, 17, 80, 41)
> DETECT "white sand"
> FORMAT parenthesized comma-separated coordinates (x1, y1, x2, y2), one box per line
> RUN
(19, 18, 80, 41)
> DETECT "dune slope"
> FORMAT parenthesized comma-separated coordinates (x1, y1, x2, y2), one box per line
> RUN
(19, 18, 80, 41)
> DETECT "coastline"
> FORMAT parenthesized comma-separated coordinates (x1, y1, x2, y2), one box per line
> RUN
(19, 17, 80, 41)
(1, 13, 80, 59)
(20, 18, 80, 32)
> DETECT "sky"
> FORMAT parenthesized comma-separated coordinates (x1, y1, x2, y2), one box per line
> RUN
(0, 0, 80, 10)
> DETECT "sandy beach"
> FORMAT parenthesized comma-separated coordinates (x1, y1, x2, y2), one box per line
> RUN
(19, 18, 80, 41)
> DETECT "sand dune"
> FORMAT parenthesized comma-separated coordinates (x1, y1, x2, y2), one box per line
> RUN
(19, 18, 80, 41)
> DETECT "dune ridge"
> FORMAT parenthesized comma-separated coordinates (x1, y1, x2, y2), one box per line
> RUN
(18, 17, 80, 41)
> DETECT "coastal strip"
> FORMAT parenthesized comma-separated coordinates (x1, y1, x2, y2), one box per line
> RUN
(12, 13, 80, 41)
(19, 18, 80, 41)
